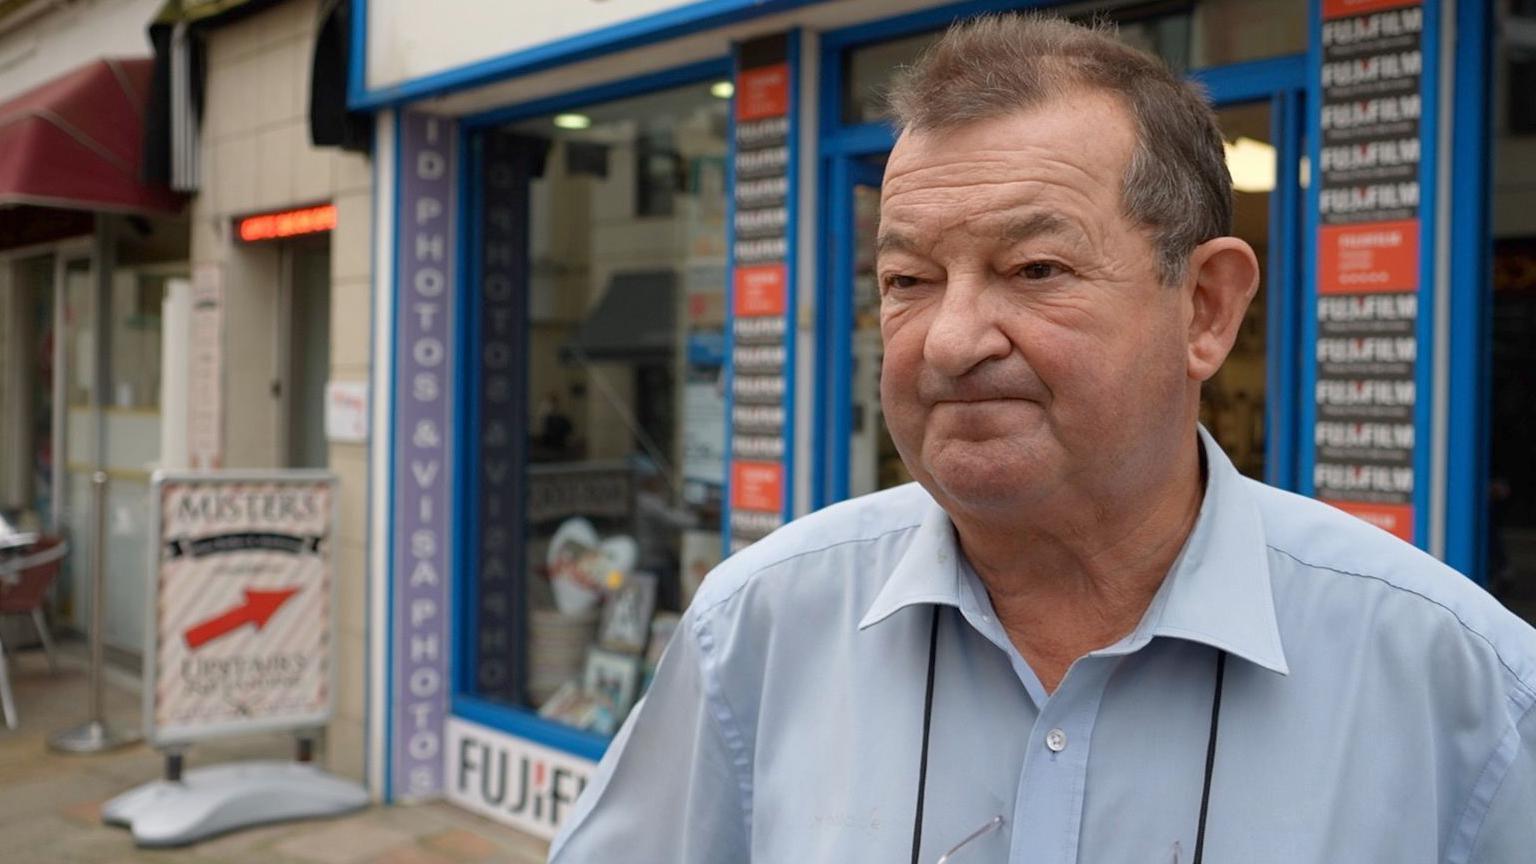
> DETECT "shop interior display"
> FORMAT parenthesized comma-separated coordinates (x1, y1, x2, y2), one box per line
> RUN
(545, 517, 638, 616)
(481, 80, 730, 736)
(536, 561, 664, 734)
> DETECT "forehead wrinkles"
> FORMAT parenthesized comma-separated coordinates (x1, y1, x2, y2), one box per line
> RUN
(880, 178, 1110, 260)
(882, 145, 1112, 198)
(881, 151, 1121, 239)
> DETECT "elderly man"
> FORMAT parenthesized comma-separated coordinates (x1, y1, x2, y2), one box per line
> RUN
(550, 15, 1536, 863)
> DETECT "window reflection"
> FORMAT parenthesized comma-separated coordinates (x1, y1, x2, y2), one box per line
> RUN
(471, 80, 731, 736)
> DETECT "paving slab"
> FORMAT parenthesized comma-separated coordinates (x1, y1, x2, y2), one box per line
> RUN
(272, 819, 419, 864)
(0, 644, 552, 864)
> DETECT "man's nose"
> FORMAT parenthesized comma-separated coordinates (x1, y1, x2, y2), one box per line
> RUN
(922, 277, 1011, 377)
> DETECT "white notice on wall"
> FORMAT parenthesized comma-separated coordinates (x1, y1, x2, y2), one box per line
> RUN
(188, 264, 224, 470)
(324, 381, 369, 443)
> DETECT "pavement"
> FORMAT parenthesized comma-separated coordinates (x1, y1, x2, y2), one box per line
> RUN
(0, 641, 551, 864)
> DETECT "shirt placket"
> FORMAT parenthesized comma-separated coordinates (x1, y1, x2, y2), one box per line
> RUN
(1009, 657, 1115, 864)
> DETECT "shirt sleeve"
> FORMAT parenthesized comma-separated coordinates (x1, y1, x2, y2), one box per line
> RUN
(1458, 697, 1536, 864)
(547, 614, 751, 863)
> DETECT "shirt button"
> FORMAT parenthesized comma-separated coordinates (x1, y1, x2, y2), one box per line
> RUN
(1045, 728, 1068, 752)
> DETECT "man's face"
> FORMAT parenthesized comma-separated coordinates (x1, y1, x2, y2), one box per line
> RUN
(877, 92, 1196, 517)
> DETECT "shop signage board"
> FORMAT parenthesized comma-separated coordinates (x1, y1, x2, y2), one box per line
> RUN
(391, 110, 457, 800)
(444, 716, 596, 840)
(726, 33, 797, 553)
(235, 203, 337, 243)
(366, 0, 694, 91)
(361, 0, 826, 100)
(1312, 0, 1425, 543)
(143, 471, 336, 745)
(114, 469, 366, 846)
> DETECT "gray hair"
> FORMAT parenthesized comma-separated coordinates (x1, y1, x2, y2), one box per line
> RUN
(886, 14, 1233, 285)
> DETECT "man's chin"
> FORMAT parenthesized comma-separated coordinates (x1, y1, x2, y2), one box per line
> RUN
(920, 448, 1052, 512)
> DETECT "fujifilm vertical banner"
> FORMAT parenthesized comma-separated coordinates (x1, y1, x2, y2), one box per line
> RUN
(390, 111, 457, 800)
(727, 33, 798, 553)
(1313, 0, 1426, 543)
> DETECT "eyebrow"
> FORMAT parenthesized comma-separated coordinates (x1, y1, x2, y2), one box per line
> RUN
(998, 212, 1086, 247)
(875, 228, 918, 256)
(875, 211, 1087, 257)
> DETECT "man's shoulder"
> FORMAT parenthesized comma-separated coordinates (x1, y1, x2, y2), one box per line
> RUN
(1246, 478, 1536, 696)
(688, 483, 932, 619)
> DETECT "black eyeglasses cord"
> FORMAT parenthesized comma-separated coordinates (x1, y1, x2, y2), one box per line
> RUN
(909, 606, 1229, 864)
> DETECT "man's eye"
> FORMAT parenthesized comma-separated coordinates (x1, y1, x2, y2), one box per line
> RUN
(1019, 262, 1065, 280)
(882, 274, 922, 292)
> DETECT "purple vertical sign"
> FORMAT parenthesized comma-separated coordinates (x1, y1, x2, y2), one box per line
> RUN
(391, 111, 455, 800)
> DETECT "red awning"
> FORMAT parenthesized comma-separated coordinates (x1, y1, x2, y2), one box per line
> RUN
(0, 58, 184, 215)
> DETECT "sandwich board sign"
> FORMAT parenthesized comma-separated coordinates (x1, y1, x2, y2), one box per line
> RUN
(143, 470, 337, 744)
(105, 470, 364, 848)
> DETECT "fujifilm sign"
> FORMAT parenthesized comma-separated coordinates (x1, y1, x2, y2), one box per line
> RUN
(444, 718, 596, 840)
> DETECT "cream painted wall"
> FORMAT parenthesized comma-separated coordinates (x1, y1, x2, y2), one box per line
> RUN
(0, 0, 162, 95)
(194, 0, 374, 785)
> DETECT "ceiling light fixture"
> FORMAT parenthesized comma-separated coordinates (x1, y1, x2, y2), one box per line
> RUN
(553, 113, 592, 130)
(710, 80, 735, 99)
(1223, 136, 1276, 194)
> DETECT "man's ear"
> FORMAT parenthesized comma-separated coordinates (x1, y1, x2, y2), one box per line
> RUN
(1185, 237, 1260, 382)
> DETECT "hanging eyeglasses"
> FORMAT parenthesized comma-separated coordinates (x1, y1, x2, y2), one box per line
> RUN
(932, 814, 1004, 863)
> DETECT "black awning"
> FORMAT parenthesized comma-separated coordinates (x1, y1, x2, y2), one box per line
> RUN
(561, 270, 677, 364)
(311, 0, 371, 151)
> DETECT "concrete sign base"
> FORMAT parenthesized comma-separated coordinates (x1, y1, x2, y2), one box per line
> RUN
(102, 760, 368, 847)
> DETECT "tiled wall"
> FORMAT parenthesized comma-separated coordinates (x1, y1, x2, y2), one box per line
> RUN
(192, 0, 374, 785)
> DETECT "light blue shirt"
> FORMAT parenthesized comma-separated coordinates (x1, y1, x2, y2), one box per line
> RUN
(550, 431, 1536, 863)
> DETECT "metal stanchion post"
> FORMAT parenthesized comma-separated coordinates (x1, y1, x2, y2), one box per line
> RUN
(50, 471, 139, 753)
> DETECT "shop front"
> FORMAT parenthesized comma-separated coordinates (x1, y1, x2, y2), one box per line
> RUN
(0, 48, 190, 663)
(354, 0, 1497, 837)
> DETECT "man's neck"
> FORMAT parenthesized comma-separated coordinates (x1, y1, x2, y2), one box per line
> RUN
(954, 438, 1207, 694)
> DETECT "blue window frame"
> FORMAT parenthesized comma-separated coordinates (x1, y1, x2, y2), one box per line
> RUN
(1443, 0, 1492, 580)
(811, 7, 1310, 509)
(450, 57, 733, 761)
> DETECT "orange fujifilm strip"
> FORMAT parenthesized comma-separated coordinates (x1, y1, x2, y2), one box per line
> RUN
(237, 204, 337, 242)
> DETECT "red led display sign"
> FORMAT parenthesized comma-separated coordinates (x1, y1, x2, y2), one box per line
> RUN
(236, 204, 336, 243)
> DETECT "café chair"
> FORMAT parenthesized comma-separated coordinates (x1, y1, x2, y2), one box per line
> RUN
(0, 537, 68, 730)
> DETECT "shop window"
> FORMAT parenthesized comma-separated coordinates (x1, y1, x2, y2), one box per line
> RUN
(1199, 100, 1272, 481)
(0, 256, 57, 525)
(1490, 1, 1536, 620)
(840, 0, 1304, 126)
(110, 273, 167, 411)
(1489, 238, 1536, 619)
(1508, 0, 1536, 135)
(466, 79, 730, 738)
(847, 154, 913, 499)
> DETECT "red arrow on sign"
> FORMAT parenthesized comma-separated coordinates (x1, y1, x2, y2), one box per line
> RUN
(183, 587, 300, 650)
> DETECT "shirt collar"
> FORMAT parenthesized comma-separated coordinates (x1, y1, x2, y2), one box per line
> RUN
(856, 426, 1290, 676)
(857, 499, 967, 629)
